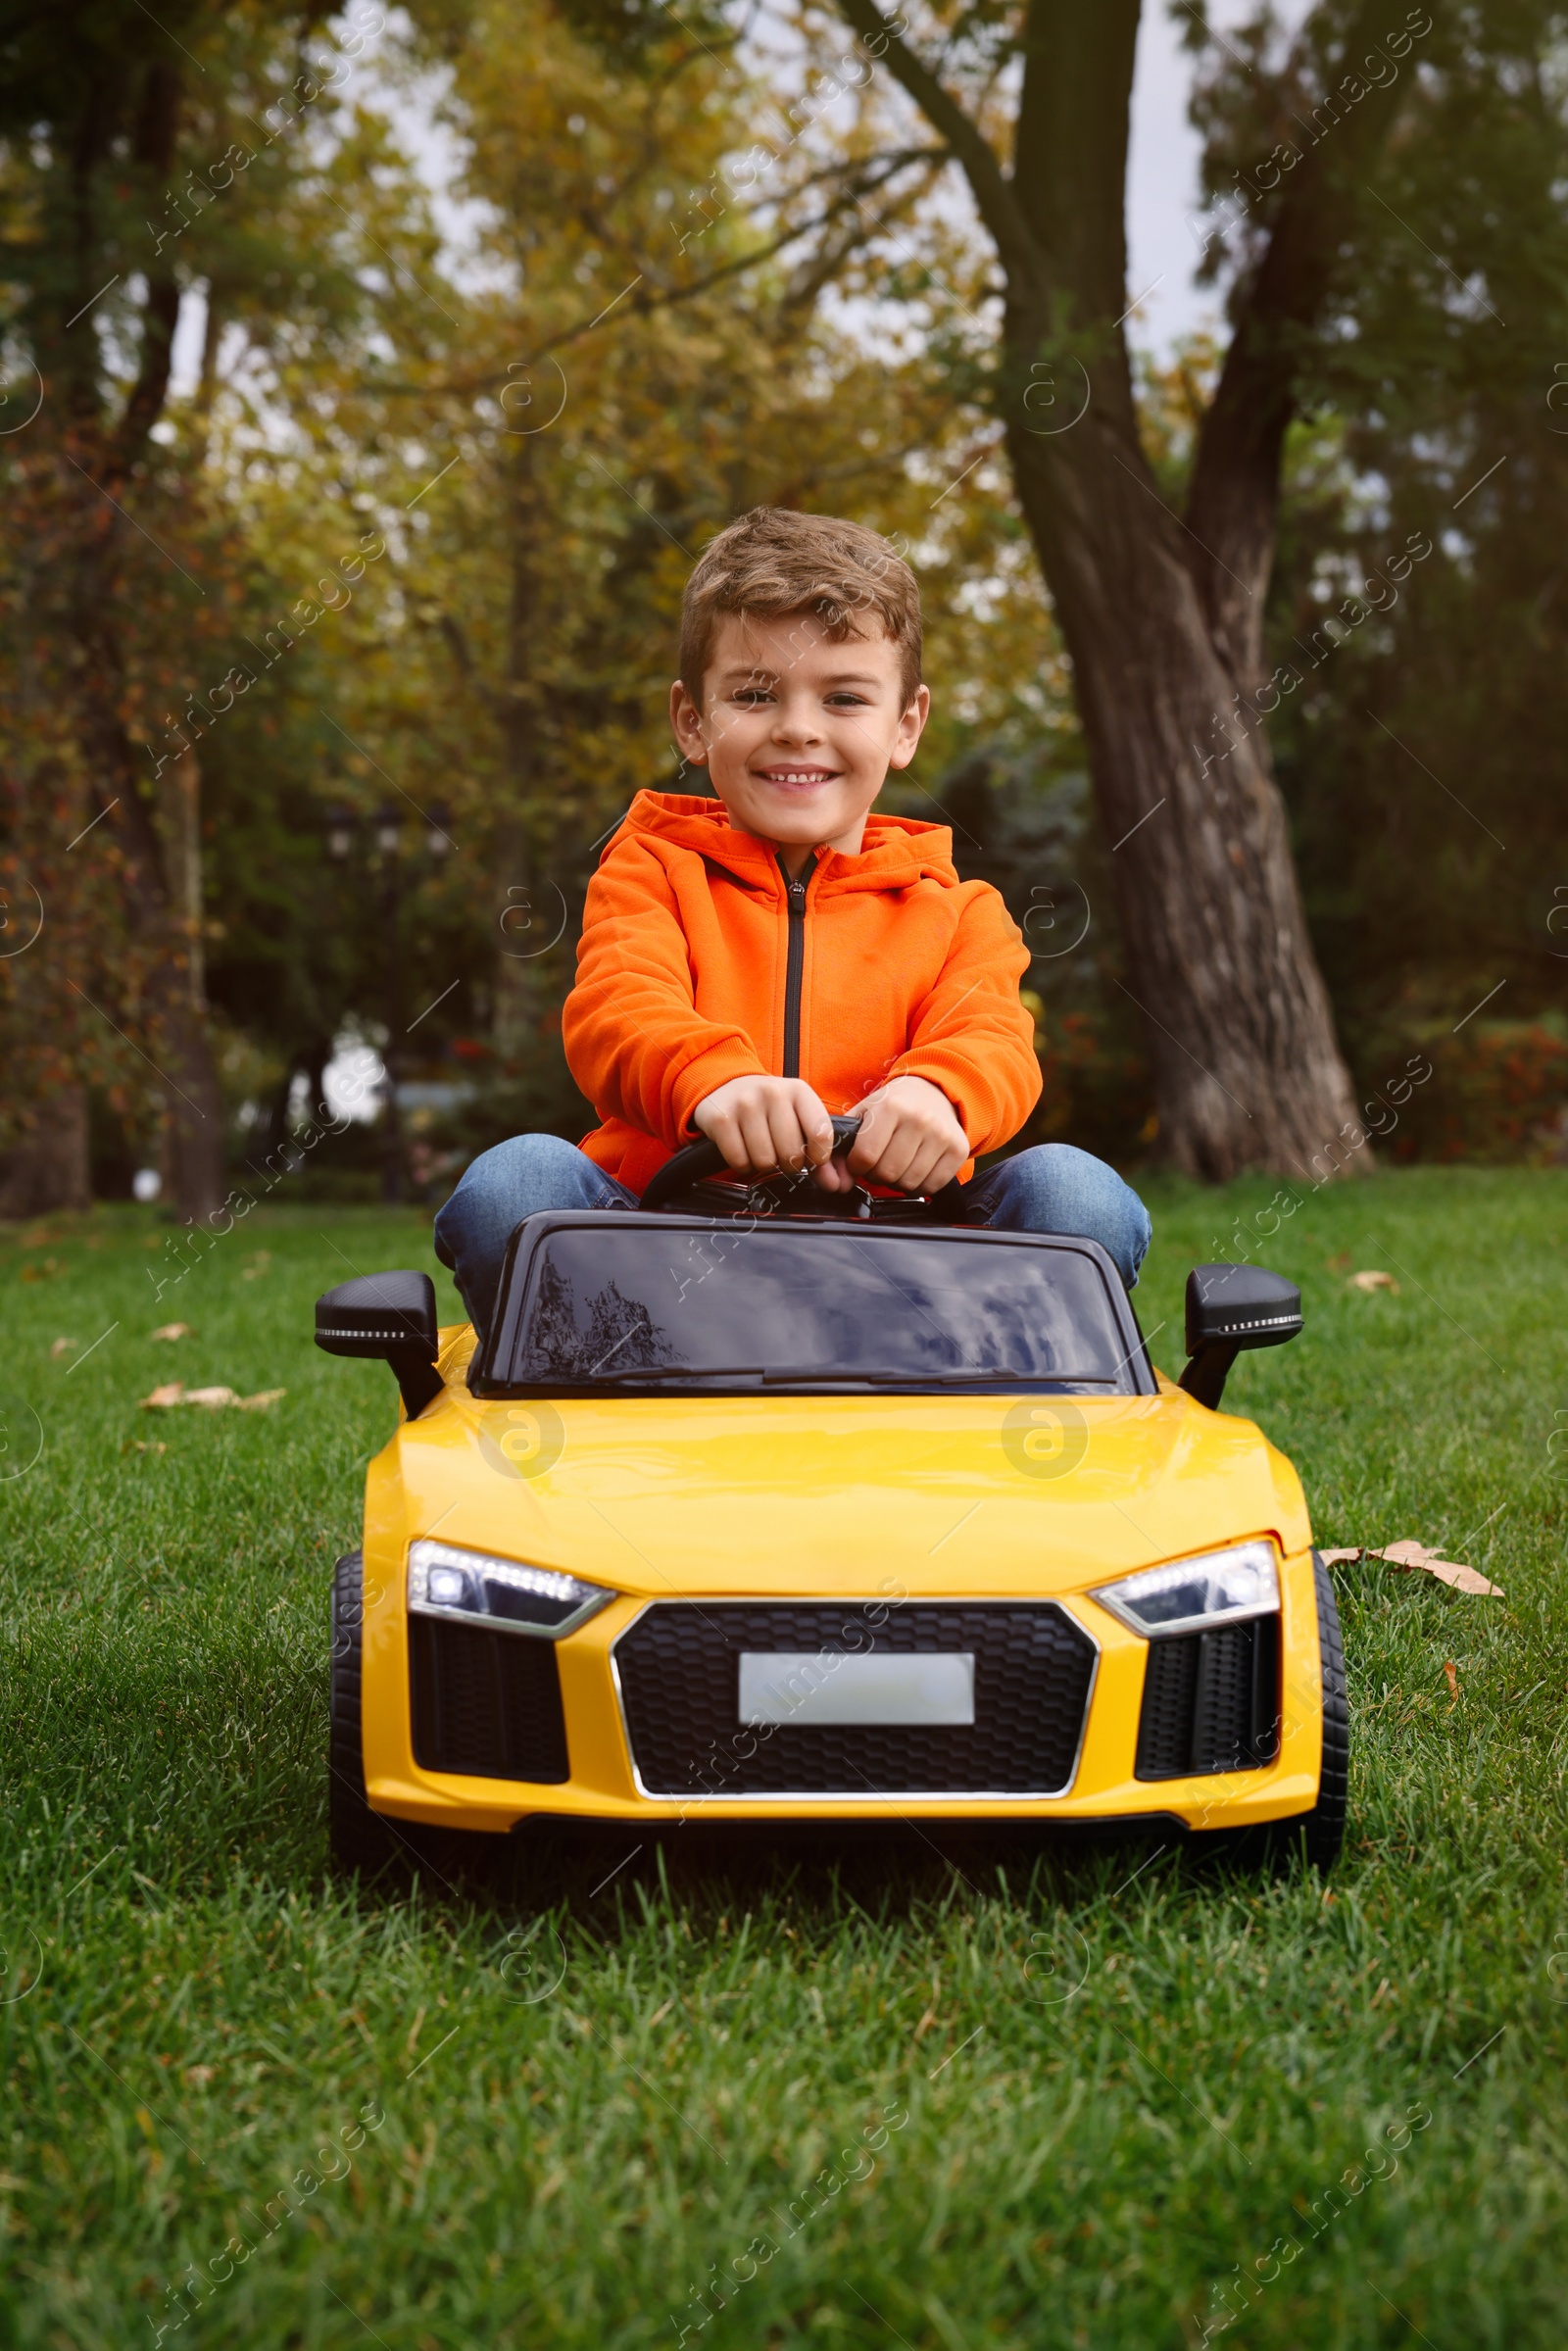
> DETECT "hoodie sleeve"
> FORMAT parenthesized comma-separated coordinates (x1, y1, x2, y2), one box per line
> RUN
(885, 883, 1041, 1154)
(564, 837, 768, 1146)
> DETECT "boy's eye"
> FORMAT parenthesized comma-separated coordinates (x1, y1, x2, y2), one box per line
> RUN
(732, 688, 774, 706)
(826, 693, 868, 707)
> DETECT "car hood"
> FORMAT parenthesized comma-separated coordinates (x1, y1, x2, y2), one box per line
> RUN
(372, 1375, 1313, 1600)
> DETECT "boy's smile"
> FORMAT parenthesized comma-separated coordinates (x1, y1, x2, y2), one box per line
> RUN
(669, 612, 929, 874)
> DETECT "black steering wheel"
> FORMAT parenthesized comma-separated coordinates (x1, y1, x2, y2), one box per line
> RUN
(640, 1114, 863, 1214)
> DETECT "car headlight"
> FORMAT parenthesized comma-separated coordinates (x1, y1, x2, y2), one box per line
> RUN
(1093, 1540, 1280, 1638)
(407, 1540, 613, 1640)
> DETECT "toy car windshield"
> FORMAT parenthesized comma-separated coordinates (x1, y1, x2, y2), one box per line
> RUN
(475, 1218, 1152, 1396)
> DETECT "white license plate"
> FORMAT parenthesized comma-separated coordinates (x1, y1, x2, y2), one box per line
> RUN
(738, 1650, 975, 1728)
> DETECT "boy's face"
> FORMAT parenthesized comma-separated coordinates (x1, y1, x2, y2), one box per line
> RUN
(668, 612, 930, 863)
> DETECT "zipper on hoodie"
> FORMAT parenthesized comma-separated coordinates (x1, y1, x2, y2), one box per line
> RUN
(779, 852, 816, 1078)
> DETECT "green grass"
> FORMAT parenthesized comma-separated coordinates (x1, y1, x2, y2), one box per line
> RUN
(1, 1169, 1566, 2349)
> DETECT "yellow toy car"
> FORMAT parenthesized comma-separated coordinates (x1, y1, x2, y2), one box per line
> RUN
(317, 1124, 1347, 1876)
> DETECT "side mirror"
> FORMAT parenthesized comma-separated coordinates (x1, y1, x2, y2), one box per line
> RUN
(315, 1271, 443, 1420)
(1177, 1263, 1302, 1410)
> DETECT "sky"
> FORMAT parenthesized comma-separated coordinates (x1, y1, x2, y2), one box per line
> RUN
(1127, 0, 1312, 351)
(1127, 0, 1228, 349)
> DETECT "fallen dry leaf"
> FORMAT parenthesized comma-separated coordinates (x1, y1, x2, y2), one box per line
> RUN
(1348, 1268, 1399, 1293)
(121, 1439, 169, 1456)
(139, 1382, 285, 1413)
(1326, 1250, 1352, 1273)
(1375, 1539, 1504, 1598)
(1443, 1660, 1459, 1703)
(1319, 1541, 1504, 1596)
(151, 1322, 191, 1342)
(50, 1337, 77, 1359)
(1378, 1540, 1439, 1567)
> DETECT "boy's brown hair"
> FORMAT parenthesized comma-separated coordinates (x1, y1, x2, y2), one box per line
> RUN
(680, 507, 922, 710)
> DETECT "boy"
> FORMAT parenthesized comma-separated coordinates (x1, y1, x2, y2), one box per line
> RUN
(435, 508, 1150, 1341)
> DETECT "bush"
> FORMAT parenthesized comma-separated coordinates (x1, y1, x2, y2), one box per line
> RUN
(1374, 1020, 1568, 1164)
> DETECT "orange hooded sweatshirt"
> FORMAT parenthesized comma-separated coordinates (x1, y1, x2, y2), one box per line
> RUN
(564, 793, 1041, 1196)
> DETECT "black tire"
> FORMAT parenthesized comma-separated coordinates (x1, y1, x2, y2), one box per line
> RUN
(1263, 1549, 1349, 1875)
(1187, 1550, 1349, 1876)
(329, 1550, 403, 1878)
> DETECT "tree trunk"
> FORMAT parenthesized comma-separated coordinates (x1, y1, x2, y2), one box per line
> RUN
(494, 432, 546, 1063)
(0, 1086, 91, 1220)
(835, 0, 1376, 1180)
(63, 605, 228, 1225)
(1004, 413, 1361, 1181)
(60, 700, 227, 1226)
(160, 994, 226, 1222)
(151, 744, 226, 1217)
(35, 48, 228, 1228)
(1001, 0, 1363, 1179)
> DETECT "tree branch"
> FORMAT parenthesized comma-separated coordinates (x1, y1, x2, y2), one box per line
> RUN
(1185, 0, 1412, 663)
(382, 151, 943, 402)
(780, 151, 949, 317)
(829, 0, 1044, 289)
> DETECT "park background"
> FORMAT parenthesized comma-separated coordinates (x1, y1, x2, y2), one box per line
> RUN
(2, 0, 1566, 1214)
(4, 9, 1568, 2350)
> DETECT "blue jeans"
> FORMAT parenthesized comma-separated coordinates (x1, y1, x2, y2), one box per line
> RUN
(433, 1134, 1152, 1343)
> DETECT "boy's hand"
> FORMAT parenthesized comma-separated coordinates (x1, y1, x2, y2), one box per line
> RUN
(844, 1075, 969, 1196)
(692, 1076, 836, 1182)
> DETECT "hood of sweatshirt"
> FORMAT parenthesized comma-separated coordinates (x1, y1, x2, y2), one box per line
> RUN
(602, 790, 960, 896)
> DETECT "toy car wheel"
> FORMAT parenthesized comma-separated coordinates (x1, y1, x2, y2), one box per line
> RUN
(1292, 1547, 1350, 1874)
(329, 1550, 403, 1878)
(1190, 1549, 1348, 1876)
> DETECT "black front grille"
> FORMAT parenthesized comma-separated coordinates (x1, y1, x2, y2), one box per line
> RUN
(410, 1618, 569, 1782)
(1134, 1615, 1280, 1779)
(614, 1603, 1097, 1797)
